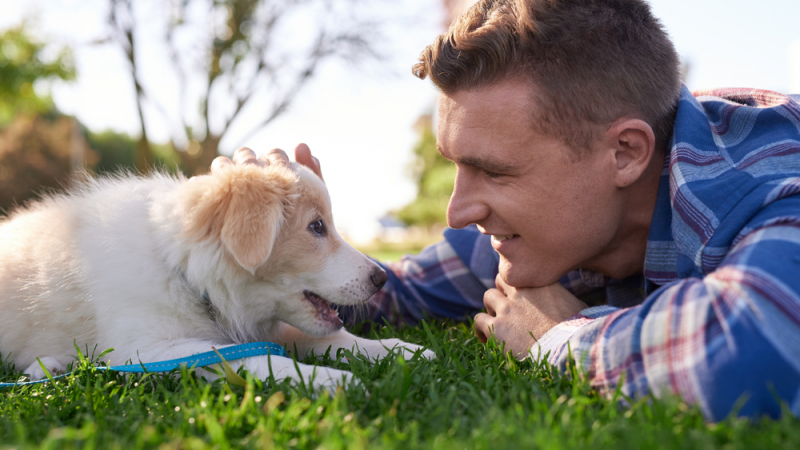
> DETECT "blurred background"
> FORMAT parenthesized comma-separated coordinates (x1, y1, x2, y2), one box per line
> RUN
(1, 0, 799, 260)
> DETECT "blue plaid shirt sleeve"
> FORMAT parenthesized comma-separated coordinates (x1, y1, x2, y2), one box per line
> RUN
(354, 226, 604, 326)
(354, 225, 498, 325)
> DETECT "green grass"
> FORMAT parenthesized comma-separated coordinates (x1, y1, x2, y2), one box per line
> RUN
(354, 234, 443, 263)
(360, 249, 409, 263)
(2, 320, 799, 449)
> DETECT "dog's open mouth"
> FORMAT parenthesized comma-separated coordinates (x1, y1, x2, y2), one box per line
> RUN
(303, 290, 343, 327)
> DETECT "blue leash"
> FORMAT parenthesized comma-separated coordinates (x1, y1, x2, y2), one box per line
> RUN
(0, 342, 288, 388)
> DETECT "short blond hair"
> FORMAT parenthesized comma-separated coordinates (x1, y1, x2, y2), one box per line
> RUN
(414, 0, 681, 154)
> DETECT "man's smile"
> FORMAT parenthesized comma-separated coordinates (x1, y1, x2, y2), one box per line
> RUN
(490, 234, 521, 251)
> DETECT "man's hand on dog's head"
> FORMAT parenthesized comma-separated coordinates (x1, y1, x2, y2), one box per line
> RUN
(293, 143, 323, 181)
(211, 144, 324, 182)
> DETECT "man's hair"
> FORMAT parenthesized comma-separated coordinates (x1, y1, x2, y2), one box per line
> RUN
(413, 0, 681, 154)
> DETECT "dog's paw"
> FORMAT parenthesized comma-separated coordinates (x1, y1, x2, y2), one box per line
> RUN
(309, 367, 360, 396)
(277, 361, 358, 396)
(23, 357, 66, 381)
(417, 347, 437, 360)
(377, 339, 436, 361)
(239, 355, 359, 395)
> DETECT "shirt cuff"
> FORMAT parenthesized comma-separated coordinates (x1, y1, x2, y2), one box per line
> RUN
(528, 305, 618, 361)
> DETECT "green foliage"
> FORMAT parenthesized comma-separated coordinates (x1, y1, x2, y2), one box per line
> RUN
(0, 117, 185, 215)
(86, 130, 184, 176)
(2, 321, 799, 449)
(396, 125, 455, 227)
(86, 130, 136, 173)
(0, 23, 75, 125)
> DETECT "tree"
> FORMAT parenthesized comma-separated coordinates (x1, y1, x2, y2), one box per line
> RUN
(0, 24, 75, 125)
(0, 24, 80, 213)
(105, 0, 383, 174)
(395, 117, 455, 227)
(86, 130, 182, 176)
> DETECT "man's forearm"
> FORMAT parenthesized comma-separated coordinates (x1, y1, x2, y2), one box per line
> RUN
(341, 226, 497, 325)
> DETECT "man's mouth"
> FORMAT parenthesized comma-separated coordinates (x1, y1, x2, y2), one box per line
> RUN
(492, 234, 519, 242)
(303, 290, 343, 328)
(490, 234, 521, 251)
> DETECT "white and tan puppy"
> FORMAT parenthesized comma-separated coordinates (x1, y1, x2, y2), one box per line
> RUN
(0, 158, 432, 391)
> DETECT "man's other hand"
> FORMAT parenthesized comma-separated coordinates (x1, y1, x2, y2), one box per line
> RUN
(474, 274, 588, 359)
(211, 144, 323, 181)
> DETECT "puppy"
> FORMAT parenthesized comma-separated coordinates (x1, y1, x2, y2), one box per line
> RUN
(0, 160, 432, 391)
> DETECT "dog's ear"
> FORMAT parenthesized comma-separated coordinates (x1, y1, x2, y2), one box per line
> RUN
(181, 166, 294, 274)
(220, 175, 290, 273)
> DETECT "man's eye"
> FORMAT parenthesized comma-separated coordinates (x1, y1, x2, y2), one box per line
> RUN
(308, 219, 326, 236)
(483, 169, 502, 179)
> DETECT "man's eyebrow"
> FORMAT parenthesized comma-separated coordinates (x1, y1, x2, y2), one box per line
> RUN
(454, 155, 517, 174)
(436, 144, 517, 174)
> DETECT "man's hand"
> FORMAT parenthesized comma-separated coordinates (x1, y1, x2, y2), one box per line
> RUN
(474, 274, 588, 359)
(211, 144, 323, 181)
(293, 143, 323, 181)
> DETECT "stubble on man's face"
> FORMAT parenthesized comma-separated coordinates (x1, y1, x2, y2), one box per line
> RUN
(437, 81, 624, 287)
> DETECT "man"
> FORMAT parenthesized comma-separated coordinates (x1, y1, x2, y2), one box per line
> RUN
(217, 0, 800, 420)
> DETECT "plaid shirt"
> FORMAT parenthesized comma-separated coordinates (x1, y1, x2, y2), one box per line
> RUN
(352, 86, 800, 420)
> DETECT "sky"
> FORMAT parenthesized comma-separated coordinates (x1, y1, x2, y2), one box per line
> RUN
(2, 0, 799, 244)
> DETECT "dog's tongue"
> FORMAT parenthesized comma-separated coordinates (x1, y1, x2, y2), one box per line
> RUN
(304, 291, 343, 327)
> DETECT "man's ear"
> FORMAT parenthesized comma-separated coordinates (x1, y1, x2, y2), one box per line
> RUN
(607, 119, 656, 188)
(181, 166, 293, 274)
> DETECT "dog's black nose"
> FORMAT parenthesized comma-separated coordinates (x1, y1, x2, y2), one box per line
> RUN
(370, 267, 387, 289)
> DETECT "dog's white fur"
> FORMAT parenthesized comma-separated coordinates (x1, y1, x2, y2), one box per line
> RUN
(0, 162, 432, 391)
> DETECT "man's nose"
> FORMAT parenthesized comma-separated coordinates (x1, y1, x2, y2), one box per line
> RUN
(446, 171, 490, 229)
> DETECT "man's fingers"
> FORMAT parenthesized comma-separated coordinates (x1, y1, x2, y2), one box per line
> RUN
(265, 148, 290, 167)
(232, 147, 259, 166)
(294, 143, 324, 181)
(313, 156, 322, 176)
(495, 273, 511, 294)
(233, 147, 257, 160)
(474, 313, 494, 343)
(483, 288, 507, 317)
(210, 156, 232, 173)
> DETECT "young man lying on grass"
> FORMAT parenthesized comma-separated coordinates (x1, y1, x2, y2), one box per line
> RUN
(217, 0, 800, 421)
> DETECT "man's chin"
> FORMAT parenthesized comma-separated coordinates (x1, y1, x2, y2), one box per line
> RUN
(498, 259, 559, 288)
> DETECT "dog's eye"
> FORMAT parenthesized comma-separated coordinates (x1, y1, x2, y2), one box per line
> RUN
(308, 219, 326, 236)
